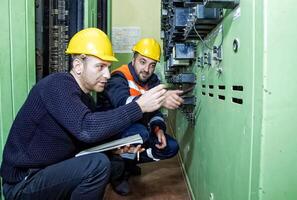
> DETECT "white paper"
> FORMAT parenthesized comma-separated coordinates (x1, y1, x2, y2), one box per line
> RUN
(112, 27, 141, 53)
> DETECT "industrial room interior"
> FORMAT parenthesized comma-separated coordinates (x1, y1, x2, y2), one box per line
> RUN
(0, 0, 297, 200)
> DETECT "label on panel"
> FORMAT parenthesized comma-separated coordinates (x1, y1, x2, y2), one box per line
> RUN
(112, 27, 141, 53)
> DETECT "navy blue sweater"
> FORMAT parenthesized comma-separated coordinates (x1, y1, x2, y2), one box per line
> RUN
(0, 73, 143, 184)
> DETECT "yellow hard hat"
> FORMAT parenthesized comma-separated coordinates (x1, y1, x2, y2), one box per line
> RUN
(66, 28, 118, 62)
(132, 38, 161, 62)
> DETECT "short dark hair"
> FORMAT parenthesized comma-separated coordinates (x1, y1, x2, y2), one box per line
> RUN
(133, 52, 139, 59)
(71, 54, 87, 61)
(69, 54, 87, 70)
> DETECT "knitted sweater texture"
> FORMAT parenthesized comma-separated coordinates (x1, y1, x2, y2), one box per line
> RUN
(0, 73, 142, 184)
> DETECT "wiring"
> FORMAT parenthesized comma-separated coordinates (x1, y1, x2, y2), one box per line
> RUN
(193, 22, 224, 50)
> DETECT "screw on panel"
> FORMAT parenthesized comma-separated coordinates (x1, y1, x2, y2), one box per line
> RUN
(216, 67, 223, 74)
(209, 193, 214, 200)
(233, 38, 240, 53)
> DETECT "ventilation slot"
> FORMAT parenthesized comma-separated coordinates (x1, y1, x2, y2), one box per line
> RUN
(232, 97, 243, 104)
(232, 85, 243, 91)
(209, 93, 214, 97)
(218, 95, 225, 100)
(209, 85, 214, 89)
(202, 84, 206, 88)
(218, 85, 225, 90)
(202, 91, 206, 95)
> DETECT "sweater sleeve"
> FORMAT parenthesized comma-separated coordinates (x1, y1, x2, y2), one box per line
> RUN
(39, 75, 143, 143)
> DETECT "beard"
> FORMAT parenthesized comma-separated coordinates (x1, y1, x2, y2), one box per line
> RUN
(138, 72, 151, 82)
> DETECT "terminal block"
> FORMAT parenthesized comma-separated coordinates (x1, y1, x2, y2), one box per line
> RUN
(170, 54, 190, 67)
(197, 56, 204, 68)
(182, 96, 196, 106)
(184, 0, 204, 7)
(184, 4, 222, 40)
(203, 52, 212, 66)
(173, 7, 194, 28)
(171, 73, 196, 84)
(180, 105, 196, 124)
(174, 43, 196, 60)
(195, 4, 221, 20)
(49, 0, 70, 73)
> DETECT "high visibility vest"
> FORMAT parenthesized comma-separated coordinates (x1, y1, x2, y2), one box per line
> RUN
(112, 65, 147, 96)
(113, 65, 164, 135)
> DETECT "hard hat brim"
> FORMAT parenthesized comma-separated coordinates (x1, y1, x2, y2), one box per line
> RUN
(65, 50, 118, 62)
(99, 55, 118, 62)
(133, 50, 160, 62)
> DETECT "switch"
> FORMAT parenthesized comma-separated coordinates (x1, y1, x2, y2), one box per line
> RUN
(174, 43, 196, 60)
(197, 56, 204, 68)
(204, 0, 239, 9)
(213, 45, 222, 61)
(182, 96, 196, 106)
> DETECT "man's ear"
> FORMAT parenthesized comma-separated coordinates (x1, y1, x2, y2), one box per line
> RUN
(72, 58, 83, 75)
(132, 58, 135, 66)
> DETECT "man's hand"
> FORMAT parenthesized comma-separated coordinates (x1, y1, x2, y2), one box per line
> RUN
(136, 84, 167, 113)
(112, 144, 144, 155)
(162, 90, 184, 110)
(155, 129, 167, 149)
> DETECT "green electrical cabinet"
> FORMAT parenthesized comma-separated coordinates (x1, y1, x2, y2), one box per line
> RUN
(168, 0, 297, 200)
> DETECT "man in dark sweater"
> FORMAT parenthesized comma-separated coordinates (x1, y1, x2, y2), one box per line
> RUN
(0, 28, 167, 200)
(104, 38, 184, 195)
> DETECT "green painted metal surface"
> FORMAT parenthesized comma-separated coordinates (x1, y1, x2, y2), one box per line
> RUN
(259, 0, 297, 199)
(168, 0, 297, 200)
(84, 0, 98, 28)
(84, 0, 98, 99)
(0, 0, 36, 161)
(0, 0, 36, 198)
(107, 0, 112, 36)
(111, 53, 132, 71)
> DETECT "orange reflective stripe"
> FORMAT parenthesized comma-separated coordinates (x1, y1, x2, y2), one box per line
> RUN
(112, 65, 134, 81)
(130, 88, 141, 96)
(113, 65, 147, 96)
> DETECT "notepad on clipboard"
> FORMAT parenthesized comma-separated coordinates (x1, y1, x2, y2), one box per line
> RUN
(76, 134, 143, 157)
